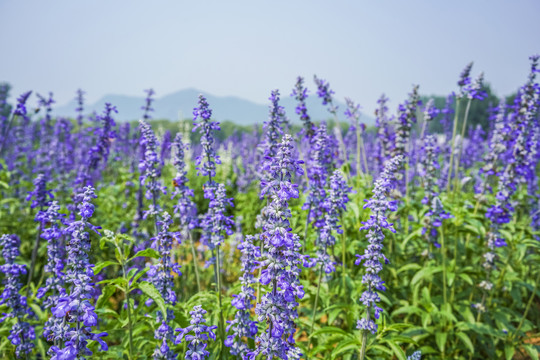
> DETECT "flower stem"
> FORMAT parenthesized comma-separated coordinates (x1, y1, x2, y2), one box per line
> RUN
(26, 217, 43, 297)
(188, 231, 201, 293)
(453, 98, 472, 195)
(122, 263, 134, 360)
(307, 264, 324, 351)
(446, 98, 461, 192)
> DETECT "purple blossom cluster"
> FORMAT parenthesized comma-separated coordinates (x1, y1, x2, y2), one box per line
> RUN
(291, 76, 313, 138)
(225, 234, 260, 358)
(175, 305, 217, 360)
(0, 234, 36, 358)
(171, 133, 198, 232)
(356, 155, 403, 334)
(314, 75, 337, 114)
(253, 135, 304, 360)
(139, 118, 167, 218)
(193, 94, 221, 179)
(49, 186, 108, 359)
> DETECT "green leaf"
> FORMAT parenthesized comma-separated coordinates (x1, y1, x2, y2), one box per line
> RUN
(385, 340, 407, 360)
(435, 332, 447, 352)
(411, 266, 442, 287)
(456, 331, 474, 353)
(504, 344, 515, 360)
(96, 284, 117, 309)
(93, 261, 119, 275)
(129, 248, 160, 262)
(310, 326, 349, 338)
(522, 344, 539, 360)
(138, 281, 167, 315)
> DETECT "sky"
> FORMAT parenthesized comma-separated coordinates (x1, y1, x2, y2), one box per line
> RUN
(1, 0, 539, 116)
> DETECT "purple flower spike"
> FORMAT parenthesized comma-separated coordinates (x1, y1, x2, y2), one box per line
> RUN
(175, 305, 217, 360)
(0, 234, 36, 357)
(356, 155, 404, 334)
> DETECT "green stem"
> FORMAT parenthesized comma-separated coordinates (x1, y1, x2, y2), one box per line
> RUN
(358, 308, 371, 360)
(446, 98, 461, 192)
(188, 231, 201, 293)
(341, 215, 347, 293)
(27, 216, 43, 297)
(215, 247, 226, 354)
(307, 264, 324, 351)
(303, 205, 312, 253)
(453, 98, 472, 195)
(512, 272, 540, 340)
(122, 263, 134, 360)
(441, 225, 447, 306)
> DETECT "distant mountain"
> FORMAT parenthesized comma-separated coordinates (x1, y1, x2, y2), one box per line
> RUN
(53, 88, 374, 125)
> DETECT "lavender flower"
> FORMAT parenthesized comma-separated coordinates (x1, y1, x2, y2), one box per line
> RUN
(171, 133, 198, 232)
(87, 103, 117, 174)
(50, 186, 107, 359)
(36, 201, 68, 344)
(175, 305, 217, 360)
(457, 62, 473, 98)
(393, 85, 421, 159)
(316, 170, 351, 273)
(356, 155, 403, 334)
(148, 213, 181, 360)
(142, 88, 155, 120)
(314, 75, 337, 114)
(139, 119, 166, 218)
(291, 76, 313, 137)
(13, 91, 32, 117)
(419, 135, 452, 247)
(374, 94, 394, 173)
(160, 130, 172, 165)
(303, 123, 334, 225)
(259, 89, 286, 165)
(199, 183, 234, 250)
(253, 135, 304, 359)
(408, 350, 422, 360)
(225, 234, 260, 358)
(26, 173, 53, 209)
(76, 89, 85, 126)
(0, 234, 36, 358)
(193, 94, 221, 179)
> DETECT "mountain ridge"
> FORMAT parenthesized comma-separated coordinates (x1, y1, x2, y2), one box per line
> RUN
(53, 88, 375, 125)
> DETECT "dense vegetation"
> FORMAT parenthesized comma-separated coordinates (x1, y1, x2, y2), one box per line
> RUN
(0, 59, 539, 360)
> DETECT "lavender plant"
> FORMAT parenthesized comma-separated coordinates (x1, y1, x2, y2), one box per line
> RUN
(0, 234, 35, 358)
(252, 134, 304, 359)
(356, 155, 403, 358)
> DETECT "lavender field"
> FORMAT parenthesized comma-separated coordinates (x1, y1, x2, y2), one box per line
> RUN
(0, 58, 539, 360)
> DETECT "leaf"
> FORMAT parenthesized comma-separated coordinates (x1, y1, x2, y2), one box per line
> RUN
(311, 326, 349, 338)
(93, 261, 119, 275)
(522, 344, 539, 360)
(456, 331, 474, 353)
(435, 332, 447, 353)
(96, 284, 117, 309)
(138, 281, 167, 315)
(411, 266, 442, 287)
(129, 248, 161, 262)
(504, 344, 515, 360)
(385, 340, 407, 360)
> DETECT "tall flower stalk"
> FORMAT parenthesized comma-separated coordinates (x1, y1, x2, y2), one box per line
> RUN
(252, 135, 304, 359)
(356, 155, 403, 359)
(171, 133, 199, 291)
(0, 234, 36, 358)
(50, 186, 108, 359)
(225, 234, 260, 358)
(193, 94, 234, 348)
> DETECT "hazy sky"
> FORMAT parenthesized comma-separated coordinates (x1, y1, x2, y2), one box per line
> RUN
(1, 0, 539, 116)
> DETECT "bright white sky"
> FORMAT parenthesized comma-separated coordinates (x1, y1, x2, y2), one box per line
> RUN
(1, 0, 539, 115)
